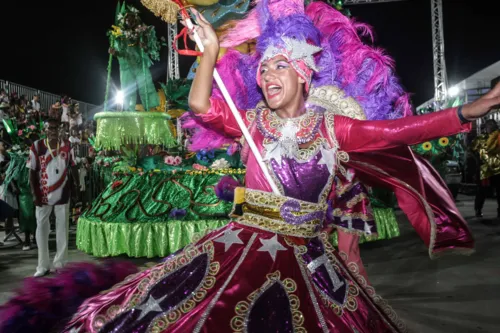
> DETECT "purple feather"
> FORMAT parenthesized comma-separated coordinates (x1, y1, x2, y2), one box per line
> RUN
(215, 175, 241, 202)
(229, 2, 411, 119)
(306, 2, 412, 119)
(0, 261, 137, 333)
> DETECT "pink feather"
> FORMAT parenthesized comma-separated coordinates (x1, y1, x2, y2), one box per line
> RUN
(181, 112, 233, 151)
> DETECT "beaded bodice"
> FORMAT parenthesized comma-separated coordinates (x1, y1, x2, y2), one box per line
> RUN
(252, 106, 333, 204)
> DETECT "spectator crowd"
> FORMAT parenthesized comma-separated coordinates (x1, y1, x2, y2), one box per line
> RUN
(0, 88, 97, 270)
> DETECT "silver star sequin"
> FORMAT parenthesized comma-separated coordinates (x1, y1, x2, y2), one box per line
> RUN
(135, 293, 168, 321)
(263, 141, 283, 165)
(282, 37, 322, 71)
(261, 36, 323, 72)
(257, 234, 287, 261)
(342, 215, 374, 234)
(318, 145, 337, 175)
(214, 228, 244, 252)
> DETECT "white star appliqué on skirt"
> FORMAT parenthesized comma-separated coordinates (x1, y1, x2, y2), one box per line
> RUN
(135, 293, 168, 321)
(214, 228, 244, 252)
(257, 234, 287, 261)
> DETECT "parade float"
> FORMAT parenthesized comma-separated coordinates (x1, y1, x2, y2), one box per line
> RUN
(76, 2, 247, 258)
(77, 0, 402, 259)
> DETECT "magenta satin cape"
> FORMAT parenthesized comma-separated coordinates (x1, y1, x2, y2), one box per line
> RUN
(333, 108, 474, 257)
(347, 149, 473, 257)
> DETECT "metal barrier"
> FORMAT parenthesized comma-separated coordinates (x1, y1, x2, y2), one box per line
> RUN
(0, 79, 101, 121)
(74, 143, 91, 158)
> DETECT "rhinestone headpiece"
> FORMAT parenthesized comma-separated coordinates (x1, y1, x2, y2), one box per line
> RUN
(260, 36, 322, 71)
(257, 36, 323, 92)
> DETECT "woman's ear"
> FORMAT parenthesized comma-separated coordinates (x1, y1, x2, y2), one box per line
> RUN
(298, 76, 306, 84)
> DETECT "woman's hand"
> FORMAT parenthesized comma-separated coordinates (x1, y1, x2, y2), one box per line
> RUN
(462, 82, 500, 121)
(181, 8, 219, 56)
(186, 8, 220, 114)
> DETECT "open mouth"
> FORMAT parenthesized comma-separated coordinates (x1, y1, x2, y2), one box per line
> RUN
(266, 83, 282, 99)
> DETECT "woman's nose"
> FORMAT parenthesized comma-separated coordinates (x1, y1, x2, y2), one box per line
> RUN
(263, 71, 276, 81)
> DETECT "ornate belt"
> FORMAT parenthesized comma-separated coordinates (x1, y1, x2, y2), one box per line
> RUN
(233, 188, 326, 238)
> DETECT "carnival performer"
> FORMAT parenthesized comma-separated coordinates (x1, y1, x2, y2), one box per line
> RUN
(29, 118, 80, 277)
(2, 1, 500, 332)
(0, 142, 18, 238)
(471, 119, 500, 218)
(183, 12, 403, 279)
(109, 4, 162, 111)
(2, 147, 37, 251)
(58, 1, 500, 331)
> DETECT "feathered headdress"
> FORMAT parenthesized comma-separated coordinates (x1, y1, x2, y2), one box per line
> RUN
(217, 0, 411, 117)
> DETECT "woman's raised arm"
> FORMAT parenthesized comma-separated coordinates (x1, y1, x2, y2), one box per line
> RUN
(186, 9, 220, 115)
(335, 82, 500, 153)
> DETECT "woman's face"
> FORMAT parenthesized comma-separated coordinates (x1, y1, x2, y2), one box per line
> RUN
(259, 55, 305, 110)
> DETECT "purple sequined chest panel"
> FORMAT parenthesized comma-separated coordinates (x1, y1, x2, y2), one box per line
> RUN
(270, 151, 330, 203)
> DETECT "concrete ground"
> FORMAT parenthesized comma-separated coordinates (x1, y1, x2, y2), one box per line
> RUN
(1, 194, 499, 332)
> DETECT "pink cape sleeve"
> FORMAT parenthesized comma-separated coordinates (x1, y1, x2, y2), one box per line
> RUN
(335, 107, 471, 152)
(193, 97, 248, 138)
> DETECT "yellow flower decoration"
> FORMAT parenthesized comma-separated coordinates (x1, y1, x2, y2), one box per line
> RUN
(111, 25, 122, 37)
(438, 137, 449, 147)
(422, 142, 433, 151)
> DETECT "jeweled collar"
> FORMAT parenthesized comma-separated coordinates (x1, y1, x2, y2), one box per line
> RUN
(256, 106, 324, 145)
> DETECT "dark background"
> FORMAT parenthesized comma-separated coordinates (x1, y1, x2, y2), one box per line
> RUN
(1, 0, 498, 107)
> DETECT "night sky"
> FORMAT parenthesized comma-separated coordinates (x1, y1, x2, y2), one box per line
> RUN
(2, 0, 499, 107)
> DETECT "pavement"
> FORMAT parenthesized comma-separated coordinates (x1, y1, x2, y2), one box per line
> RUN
(1, 194, 499, 332)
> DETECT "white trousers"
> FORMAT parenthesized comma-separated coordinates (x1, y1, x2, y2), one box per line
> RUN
(35, 203, 69, 271)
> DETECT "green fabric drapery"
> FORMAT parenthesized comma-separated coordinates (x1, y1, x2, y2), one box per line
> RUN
(77, 170, 244, 257)
(77, 217, 228, 258)
(94, 112, 176, 150)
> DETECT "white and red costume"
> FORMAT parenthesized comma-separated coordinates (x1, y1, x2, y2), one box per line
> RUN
(28, 139, 76, 274)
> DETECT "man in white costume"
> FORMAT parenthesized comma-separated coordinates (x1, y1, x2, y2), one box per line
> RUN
(28, 118, 79, 277)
